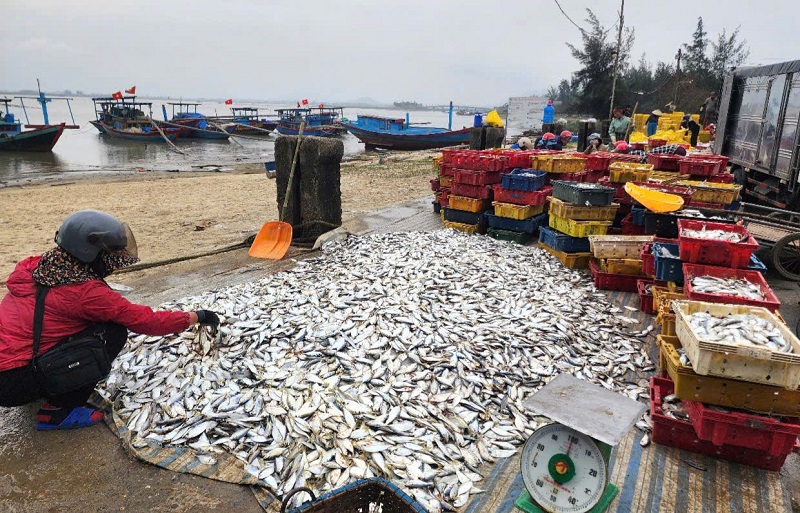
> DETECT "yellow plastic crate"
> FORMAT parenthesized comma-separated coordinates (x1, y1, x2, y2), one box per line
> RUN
(674, 180, 742, 204)
(652, 285, 686, 311)
(492, 201, 545, 220)
(433, 156, 442, 170)
(548, 213, 612, 237)
(538, 242, 592, 269)
(448, 195, 491, 213)
(609, 161, 655, 171)
(532, 155, 586, 173)
(443, 220, 479, 234)
(609, 168, 653, 183)
(547, 197, 619, 221)
(439, 174, 453, 188)
(600, 258, 644, 276)
(698, 131, 711, 143)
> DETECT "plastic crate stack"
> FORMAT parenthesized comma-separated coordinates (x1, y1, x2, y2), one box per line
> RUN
(673, 178, 743, 211)
(484, 168, 549, 244)
(586, 234, 653, 293)
(432, 152, 456, 214)
(539, 180, 616, 270)
(607, 162, 655, 235)
(651, 296, 800, 470)
(441, 150, 510, 234)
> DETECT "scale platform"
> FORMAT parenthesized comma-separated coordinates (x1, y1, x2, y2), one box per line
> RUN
(522, 373, 646, 447)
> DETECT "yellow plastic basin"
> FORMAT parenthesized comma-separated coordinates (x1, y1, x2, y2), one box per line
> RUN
(624, 182, 684, 213)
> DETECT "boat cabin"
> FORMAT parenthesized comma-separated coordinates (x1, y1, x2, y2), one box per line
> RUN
(276, 107, 344, 127)
(354, 115, 407, 131)
(168, 102, 204, 120)
(92, 96, 155, 131)
(0, 98, 22, 136)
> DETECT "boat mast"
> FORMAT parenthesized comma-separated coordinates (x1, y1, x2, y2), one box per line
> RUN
(36, 78, 52, 125)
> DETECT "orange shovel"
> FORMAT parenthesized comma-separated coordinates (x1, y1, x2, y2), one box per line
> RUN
(248, 123, 305, 259)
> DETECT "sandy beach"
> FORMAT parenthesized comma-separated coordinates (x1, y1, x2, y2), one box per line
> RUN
(0, 151, 437, 281)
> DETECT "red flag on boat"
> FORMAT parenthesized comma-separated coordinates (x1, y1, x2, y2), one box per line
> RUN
(297, 101, 301, 108)
(224, 99, 233, 105)
(125, 86, 136, 94)
(111, 91, 123, 100)
(318, 103, 324, 108)
(301, 99, 309, 106)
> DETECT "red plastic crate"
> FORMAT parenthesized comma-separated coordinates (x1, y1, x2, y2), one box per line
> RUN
(646, 153, 682, 171)
(682, 263, 781, 312)
(453, 169, 502, 186)
(441, 149, 462, 165)
(436, 187, 451, 207)
(677, 219, 758, 268)
(583, 169, 605, 183)
(688, 153, 729, 170)
(650, 377, 794, 471)
(492, 185, 552, 206)
(551, 170, 587, 183)
(641, 242, 655, 276)
(706, 173, 735, 184)
(608, 153, 643, 163)
(585, 153, 613, 172)
(678, 158, 721, 177)
(630, 182, 694, 204)
(451, 182, 493, 200)
(682, 400, 800, 456)
(439, 163, 455, 177)
(638, 279, 656, 313)
(430, 178, 440, 192)
(649, 138, 668, 148)
(621, 213, 646, 235)
(589, 259, 641, 292)
(687, 200, 725, 209)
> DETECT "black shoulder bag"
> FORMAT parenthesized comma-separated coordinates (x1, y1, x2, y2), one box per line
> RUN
(31, 286, 112, 396)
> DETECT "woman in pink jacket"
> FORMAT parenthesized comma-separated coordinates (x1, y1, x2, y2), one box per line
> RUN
(0, 210, 219, 430)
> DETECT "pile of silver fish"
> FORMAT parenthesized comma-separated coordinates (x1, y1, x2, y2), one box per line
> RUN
(690, 276, 765, 300)
(688, 312, 792, 353)
(661, 393, 690, 422)
(99, 231, 652, 510)
(676, 346, 692, 367)
(656, 245, 678, 258)
(682, 227, 745, 242)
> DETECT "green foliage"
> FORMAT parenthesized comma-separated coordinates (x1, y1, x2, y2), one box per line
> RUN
(683, 18, 711, 76)
(710, 26, 750, 80)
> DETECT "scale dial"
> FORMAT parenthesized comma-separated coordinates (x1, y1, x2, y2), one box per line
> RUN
(521, 423, 608, 513)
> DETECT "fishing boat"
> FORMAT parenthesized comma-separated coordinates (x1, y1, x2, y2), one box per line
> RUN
(203, 107, 277, 135)
(275, 107, 347, 137)
(0, 83, 79, 152)
(339, 114, 471, 150)
(91, 96, 183, 142)
(160, 102, 234, 140)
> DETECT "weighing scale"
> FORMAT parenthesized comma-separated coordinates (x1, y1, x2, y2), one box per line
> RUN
(515, 374, 647, 513)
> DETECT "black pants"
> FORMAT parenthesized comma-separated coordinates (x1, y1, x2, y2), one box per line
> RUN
(0, 323, 127, 408)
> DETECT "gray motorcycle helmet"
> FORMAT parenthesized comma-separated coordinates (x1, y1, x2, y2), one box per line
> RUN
(55, 210, 137, 263)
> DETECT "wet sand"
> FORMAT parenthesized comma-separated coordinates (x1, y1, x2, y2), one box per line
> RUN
(0, 151, 438, 281)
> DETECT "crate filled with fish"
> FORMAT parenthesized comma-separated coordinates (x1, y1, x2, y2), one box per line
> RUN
(588, 235, 652, 259)
(500, 168, 547, 192)
(492, 184, 552, 206)
(589, 259, 641, 292)
(682, 263, 781, 312)
(538, 225, 590, 253)
(674, 180, 742, 205)
(487, 227, 534, 244)
(608, 162, 654, 183)
(658, 335, 800, 416)
(538, 240, 593, 269)
(673, 300, 800, 389)
(649, 376, 795, 471)
(652, 284, 686, 313)
(643, 209, 737, 238)
(491, 201, 545, 220)
(485, 212, 547, 234)
(638, 279, 656, 314)
(551, 180, 616, 206)
(677, 219, 759, 268)
(652, 242, 683, 283)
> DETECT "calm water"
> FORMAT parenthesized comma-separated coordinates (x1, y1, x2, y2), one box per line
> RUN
(0, 97, 508, 183)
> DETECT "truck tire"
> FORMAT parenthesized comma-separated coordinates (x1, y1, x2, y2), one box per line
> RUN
(771, 233, 800, 281)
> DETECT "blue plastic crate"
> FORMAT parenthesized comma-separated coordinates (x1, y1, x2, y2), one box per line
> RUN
(653, 242, 683, 283)
(748, 253, 767, 275)
(538, 225, 591, 252)
(631, 205, 646, 226)
(485, 212, 547, 234)
(725, 200, 742, 211)
(500, 168, 547, 192)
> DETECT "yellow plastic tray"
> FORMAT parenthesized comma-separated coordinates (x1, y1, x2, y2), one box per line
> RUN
(448, 195, 491, 213)
(443, 220, 479, 234)
(548, 213, 612, 238)
(538, 242, 592, 269)
(547, 197, 619, 221)
(492, 201, 545, 220)
(600, 258, 644, 276)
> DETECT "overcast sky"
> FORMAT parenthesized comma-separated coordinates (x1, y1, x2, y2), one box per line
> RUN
(2, 0, 797, 106)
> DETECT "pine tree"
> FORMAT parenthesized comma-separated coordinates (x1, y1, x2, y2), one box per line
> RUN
(710, 27, 750, 80)
(683, 17, 711, 75)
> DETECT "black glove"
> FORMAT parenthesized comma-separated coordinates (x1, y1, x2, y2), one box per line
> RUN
(196, 310, 220, 327)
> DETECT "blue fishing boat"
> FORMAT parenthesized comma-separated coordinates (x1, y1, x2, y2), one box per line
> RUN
(0, 82, 79, 152)
(275, 107, 347, 137)
(339, 115, 471, 150)
(91, 96, 183, 142)
(160, 102, 234, 140)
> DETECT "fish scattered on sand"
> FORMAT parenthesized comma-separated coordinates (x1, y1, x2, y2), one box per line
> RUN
(99, 231, 652, 509)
